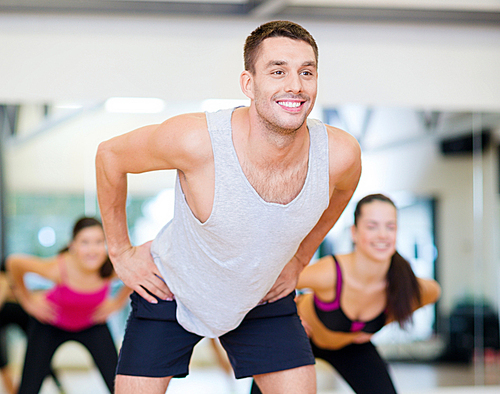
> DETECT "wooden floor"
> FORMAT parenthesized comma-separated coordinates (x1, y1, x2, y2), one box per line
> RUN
(4, 336, 500, 394)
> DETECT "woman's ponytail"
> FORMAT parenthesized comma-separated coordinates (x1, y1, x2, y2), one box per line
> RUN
(386, 251, 421, 327)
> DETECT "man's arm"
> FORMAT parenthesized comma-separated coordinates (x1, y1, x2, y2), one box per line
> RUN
(96, 113, 207, 303)
(263, 127, 361, 303)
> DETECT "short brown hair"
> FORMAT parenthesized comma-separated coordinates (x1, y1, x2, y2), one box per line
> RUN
(244, 20, 318, 74)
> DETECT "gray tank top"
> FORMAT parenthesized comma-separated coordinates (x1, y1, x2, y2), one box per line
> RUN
(151, 107, 330, 337)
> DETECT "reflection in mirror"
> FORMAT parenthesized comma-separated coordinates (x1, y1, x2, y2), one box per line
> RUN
(325, 106, 500, 381)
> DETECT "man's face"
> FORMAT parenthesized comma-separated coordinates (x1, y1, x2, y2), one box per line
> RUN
(245, 36, 318, 135)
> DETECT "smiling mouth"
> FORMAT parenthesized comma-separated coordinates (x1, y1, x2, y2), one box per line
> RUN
(372, 242, 391, 250)
(276, 100, 306, 111)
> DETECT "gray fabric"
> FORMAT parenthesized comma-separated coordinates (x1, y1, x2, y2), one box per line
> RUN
(151, 107, 330, 337)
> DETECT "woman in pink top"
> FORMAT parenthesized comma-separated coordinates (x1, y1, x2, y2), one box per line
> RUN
(7, 217, 132, 394)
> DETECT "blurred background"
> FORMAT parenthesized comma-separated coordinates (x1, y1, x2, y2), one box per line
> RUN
(0, 1, 500, 393)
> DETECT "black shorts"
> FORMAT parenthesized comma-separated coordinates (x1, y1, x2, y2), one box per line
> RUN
(116, 291, 315, 379)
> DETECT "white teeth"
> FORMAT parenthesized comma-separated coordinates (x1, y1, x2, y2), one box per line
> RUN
(278, 101, 301, 108)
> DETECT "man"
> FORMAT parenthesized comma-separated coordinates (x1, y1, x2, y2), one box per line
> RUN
(96, 20, 361, 394)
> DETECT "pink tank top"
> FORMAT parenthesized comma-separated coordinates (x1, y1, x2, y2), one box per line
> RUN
(45, 256, 110, 332)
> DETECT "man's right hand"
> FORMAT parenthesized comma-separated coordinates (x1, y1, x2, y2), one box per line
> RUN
(111, 241, 173, 304)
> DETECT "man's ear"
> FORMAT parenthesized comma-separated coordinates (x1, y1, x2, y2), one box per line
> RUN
(240, 70, 254, 100)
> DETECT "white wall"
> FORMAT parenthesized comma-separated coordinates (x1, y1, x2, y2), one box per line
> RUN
(0, 13, 499, 111)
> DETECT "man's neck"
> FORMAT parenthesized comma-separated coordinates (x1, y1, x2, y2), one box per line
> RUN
(232, 107, 311, 204)
(234, 106, 309, 168)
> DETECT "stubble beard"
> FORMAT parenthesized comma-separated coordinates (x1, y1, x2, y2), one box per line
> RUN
(254, 98, 309, 141)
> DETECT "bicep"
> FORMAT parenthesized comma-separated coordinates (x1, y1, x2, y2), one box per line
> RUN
(327, 126, 362, 190)
(97, 124, 173, 175)
(97, 113, 209, 175)
(322, 127, 362, 215)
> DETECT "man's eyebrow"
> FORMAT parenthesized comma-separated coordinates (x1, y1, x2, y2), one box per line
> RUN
(302, 61, 317, 68)
(265, 60, 317, 68)
(265, 60, 287, 68)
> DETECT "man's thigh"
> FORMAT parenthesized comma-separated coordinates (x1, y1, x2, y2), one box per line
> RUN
(254, 364, 316, 394)
(117, 292, 202, 378)
(219, 292, 315, 379)
(115, 375, 171, 394)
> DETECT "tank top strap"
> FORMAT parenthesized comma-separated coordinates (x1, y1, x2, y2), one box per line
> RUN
(205, 108, 238, 172)
(314, 255, 342, 312)
(56, 254, 69, 284)
(204, 107, 252, 207)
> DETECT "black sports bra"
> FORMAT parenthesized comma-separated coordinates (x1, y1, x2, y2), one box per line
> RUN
(313, 255, 386, 334)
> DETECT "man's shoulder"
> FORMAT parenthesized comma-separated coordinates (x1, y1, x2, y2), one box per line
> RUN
(324, 124, 361, 178)
(324, 124, 360, 156)
(157, 112, 210, 148)
(155, 112, 212, 167)
(159, 112, 207, 133)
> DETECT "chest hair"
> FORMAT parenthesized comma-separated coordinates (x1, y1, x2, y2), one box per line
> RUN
(241, 157, 308, 204)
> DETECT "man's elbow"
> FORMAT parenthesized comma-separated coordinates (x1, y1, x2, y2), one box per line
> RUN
(96, 140, 120, 175)
(96, 140, 111, 166)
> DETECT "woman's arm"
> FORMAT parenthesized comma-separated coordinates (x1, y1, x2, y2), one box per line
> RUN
(5, 254, 59, 322)
(314, 330, 373, 350)
(416, 277, 441, 310)
(92, 283, 133, 324)
(297, 255, 337, 301)
(113, 283, 133, 308)
(296, 292, 369, 350)
(0, 273, 9, 308)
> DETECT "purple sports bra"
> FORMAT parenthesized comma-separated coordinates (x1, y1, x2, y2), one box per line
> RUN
(313, 255, 386, 333)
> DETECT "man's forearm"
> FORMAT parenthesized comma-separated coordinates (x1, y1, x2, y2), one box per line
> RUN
(295, 189, 354, 267)
(96, 143, 132, 258)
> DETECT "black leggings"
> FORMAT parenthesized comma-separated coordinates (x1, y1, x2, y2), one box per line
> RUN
(18, 318, 118, 394)
(250, 341, 397, 394)
(0, 302, 30, 368)
(0, 302, 63, 391)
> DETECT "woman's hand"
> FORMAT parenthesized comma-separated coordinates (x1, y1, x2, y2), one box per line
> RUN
(299, 315, 313, 337)
(24, 292, 57, 324)
(352, 332, 373, 344)
(92, 299, 120, 324)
